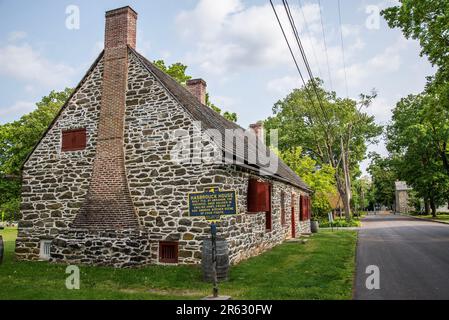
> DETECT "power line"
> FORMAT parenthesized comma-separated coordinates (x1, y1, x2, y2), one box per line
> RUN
(268, 0, 318, 109)
(317, 0, 334, 92)
(337, 0, 349, 98)
(297, 0, 323, 80)
(282, 0, 329, 119)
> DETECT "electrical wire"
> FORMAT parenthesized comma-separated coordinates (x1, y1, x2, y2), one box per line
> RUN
(317, 0, 334, 91)
(337, 0, 349, 98)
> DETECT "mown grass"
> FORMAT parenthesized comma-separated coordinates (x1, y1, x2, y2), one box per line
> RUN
(411, 213, 449, 222)
(0, 227, 357, 300)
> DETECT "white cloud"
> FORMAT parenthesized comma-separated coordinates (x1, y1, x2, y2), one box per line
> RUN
(0, 101, 35, 123)
(176, 0, 325, 75)
(267, 75, 298, 95)
(0, 43, 76, 89)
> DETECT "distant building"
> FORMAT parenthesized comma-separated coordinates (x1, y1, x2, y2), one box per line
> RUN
(394, 181, 413, 213)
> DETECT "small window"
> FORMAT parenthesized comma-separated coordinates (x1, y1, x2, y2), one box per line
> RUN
(265, 185, 272, 230)
(39, 240, 51, 260)
(61, 128, 87, 151)
(159, 241, 178, 263)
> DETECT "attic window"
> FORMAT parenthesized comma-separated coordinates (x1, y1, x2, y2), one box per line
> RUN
(247, 179, 271, 213)
(61, 128, 87, 151)
(159, 241, 178, 264)
(39, 240, 51, 261)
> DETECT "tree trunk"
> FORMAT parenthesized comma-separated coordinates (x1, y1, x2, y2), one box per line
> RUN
(340, 137, 352, 220)
(430, 198, 437, 218)
(424, 199, 430, 216)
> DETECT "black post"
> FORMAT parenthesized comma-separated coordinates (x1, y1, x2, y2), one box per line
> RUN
(210, 222, 218, 298)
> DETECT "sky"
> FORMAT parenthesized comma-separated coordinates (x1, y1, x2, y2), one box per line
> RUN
(0, 0, 435, 174)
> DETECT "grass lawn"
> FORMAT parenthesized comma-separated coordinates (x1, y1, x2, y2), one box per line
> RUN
(412, 214, 449, 222)
(0, 227, 357, 300)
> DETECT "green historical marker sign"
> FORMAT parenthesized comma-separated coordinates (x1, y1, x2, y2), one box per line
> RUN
(188, 188, 237, 221)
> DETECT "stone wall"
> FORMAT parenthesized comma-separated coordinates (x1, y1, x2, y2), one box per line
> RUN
(51, 229, 151, 268)
(15, 58, 104, 261)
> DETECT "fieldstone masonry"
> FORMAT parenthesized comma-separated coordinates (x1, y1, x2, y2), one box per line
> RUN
(15, 6, 312, 268)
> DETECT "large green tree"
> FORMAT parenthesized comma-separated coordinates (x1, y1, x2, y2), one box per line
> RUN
(387, 94, 449, 217)
(265, 79, 382, 219)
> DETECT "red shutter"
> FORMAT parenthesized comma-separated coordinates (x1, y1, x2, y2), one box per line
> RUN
(62, 128, 87, 151)
(291, 193, 296, 238)
(247, 179, 271, 212)
(299, 195, 304, 221)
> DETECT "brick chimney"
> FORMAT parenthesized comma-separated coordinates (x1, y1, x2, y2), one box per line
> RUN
(186, 79, 207, 105)
(73, 6, 139, 230)
(105, 6, 137, 49)
(249, 121, 264, 141)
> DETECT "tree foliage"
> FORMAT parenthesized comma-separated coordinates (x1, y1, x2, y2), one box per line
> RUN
(367, 152, 396, 209)
(386, 94, 449, 216)
(153, 60, 237, 122)
(265, 79, 382, 219)
(276, 146, 336, 219)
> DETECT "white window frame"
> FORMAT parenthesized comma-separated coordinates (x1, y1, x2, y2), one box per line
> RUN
(39, 240, 52, 261)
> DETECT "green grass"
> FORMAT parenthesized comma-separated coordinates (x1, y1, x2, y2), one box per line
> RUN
(411, 213, 449, 222)
(0, 227, 357, 300)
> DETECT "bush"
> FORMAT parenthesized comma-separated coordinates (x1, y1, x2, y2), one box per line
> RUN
(319, 218, 361, 228)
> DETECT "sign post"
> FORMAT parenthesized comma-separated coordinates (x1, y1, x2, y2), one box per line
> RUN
(189, 188, 236, 300)
(210, 222, 218, 298)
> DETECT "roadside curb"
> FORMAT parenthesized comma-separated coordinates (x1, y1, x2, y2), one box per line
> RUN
(401, 213, 449, 226)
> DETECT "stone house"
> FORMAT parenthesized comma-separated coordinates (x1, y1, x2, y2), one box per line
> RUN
(15, 6, 313, 267)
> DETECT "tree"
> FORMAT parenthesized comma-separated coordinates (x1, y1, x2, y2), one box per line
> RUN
(367, 152, 396, 209)
(386, 94, 449, 217)
(382, 1, 449, 83)
(153, 60, 237, 122)
(276, 146, 336, 219)
(265, 79, 382, 219)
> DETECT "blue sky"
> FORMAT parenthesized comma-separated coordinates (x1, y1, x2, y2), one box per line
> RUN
(0, 0, 435, 173)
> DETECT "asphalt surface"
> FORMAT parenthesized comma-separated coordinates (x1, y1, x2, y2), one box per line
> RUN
(354, 214, 449, 300)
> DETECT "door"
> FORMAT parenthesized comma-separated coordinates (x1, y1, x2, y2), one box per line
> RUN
(291, 193, 296, 238)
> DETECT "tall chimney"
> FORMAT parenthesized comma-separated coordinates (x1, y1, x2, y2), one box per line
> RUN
(73, 7, 139, 229)
(186, 79, 207, 105)
(105, 6, 137, 49)
(249, 121, 265, 141)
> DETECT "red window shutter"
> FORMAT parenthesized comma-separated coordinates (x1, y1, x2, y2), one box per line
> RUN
(247, 179, 271, 213)
(299, 195, 304, 221)
(159, 241, 178, 263)
(61, 128, 87, 151)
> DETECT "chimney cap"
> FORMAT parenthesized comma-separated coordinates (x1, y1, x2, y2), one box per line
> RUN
(105, 6, 138, 18)
(187, 78, 207, 86)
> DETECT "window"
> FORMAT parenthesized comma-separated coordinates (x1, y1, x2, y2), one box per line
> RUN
(39, 240, 51, 261)
(61, 128, 87, 151)
(280, 191, 286, 226)
(159, 241, 178, 263)
(247, 179, 271, 213)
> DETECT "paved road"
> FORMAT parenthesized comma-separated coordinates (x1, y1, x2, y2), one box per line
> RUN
(354, 214, 449, 300)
